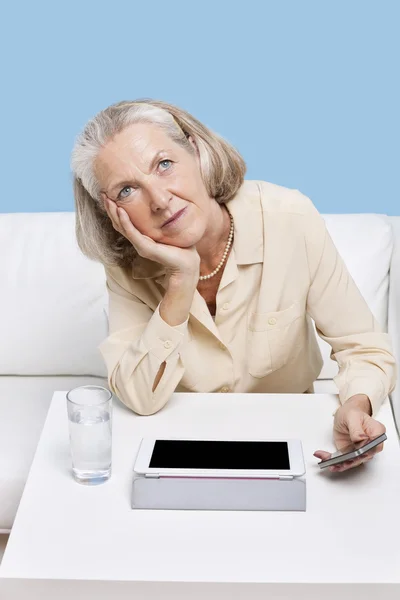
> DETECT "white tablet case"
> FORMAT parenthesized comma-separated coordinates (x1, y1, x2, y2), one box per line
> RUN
(131, 473, 306, 511)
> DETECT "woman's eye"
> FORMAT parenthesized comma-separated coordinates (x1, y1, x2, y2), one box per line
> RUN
(159, 159, 172, 170)
(118, 186, 134, 199)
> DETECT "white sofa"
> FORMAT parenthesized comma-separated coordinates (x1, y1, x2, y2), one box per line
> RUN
(0, 210, 399, 534)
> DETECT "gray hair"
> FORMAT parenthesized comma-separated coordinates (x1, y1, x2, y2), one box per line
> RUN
(71, 99, 246, 268)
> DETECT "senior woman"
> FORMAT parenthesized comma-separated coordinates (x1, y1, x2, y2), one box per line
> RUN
(71, 99, 396, 473)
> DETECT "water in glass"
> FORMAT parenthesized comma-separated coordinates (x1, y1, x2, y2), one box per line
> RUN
(69, 409, 112, 484)
(67, 385, 112, 485)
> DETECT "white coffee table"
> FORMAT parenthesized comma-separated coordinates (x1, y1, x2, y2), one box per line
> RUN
(1, 391, 400, 600)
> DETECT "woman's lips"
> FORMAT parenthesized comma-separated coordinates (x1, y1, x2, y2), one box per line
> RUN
(162, 206, 188, 228)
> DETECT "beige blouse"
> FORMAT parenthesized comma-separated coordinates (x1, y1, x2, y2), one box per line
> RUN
(99, 180, 397, 416)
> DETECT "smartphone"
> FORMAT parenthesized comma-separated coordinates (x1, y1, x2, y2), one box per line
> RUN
(318, 432, 387, 469)
(134, 438, 306, 478)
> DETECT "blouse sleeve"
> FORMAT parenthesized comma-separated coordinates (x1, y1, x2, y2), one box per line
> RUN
(300, 192, 397, 415)
(98, 266, 190, 415)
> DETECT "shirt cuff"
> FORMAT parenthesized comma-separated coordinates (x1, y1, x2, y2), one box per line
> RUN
(339, 376, 385, 416)
(141, 303, 189, 362)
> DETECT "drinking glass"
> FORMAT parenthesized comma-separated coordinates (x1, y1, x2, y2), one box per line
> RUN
(66, 385, 112, 485)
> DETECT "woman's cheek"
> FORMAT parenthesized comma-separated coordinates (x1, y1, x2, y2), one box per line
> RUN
(120, 206, 143, 229)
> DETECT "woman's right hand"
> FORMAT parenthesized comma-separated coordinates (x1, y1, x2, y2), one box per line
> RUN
(104, 198, 200, 280)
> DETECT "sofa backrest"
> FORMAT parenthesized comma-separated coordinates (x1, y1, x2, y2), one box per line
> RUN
(0, 213, 108, 377)
(315, 213, 392, 378)
(0, 211, 393, 379)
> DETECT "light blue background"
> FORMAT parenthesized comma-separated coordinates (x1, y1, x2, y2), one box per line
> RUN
(2, 0, 399, 214)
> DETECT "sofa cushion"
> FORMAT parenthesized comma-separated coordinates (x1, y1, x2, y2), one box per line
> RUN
(316, 214, 392, 379)
(0, 213, 108, 376)
(0, 375, 107, 531)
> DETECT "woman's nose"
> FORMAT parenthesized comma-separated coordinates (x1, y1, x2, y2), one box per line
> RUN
(147, 185, 171, 211)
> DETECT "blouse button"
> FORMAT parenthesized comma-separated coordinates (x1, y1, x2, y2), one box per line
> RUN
(222, 303, 230, 311)
(164, 340, 173, 349)
(268, 317, 277, 326)
(220, 386, 230, 393)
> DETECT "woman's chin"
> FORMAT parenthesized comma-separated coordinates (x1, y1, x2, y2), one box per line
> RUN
(161, 229, 203, 248)
(163, 237, 199, 248)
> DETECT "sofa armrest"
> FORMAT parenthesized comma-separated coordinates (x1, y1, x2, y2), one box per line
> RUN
(388, 216, 400, 432)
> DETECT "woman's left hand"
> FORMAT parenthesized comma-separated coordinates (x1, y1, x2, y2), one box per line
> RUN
(314, 395, 386, 473)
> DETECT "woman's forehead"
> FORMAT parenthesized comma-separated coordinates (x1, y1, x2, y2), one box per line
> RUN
(95, 124, 177, 189)
(101, 124, 179, 166)
(108, 122, 173, 154)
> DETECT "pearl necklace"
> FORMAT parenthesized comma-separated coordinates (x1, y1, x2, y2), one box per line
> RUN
(199, 207, 234, 281)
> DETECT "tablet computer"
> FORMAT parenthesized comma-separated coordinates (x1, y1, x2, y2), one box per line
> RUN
(134, 437, 306, 478)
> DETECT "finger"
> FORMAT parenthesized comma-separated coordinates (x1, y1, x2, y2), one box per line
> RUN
(103, 197, 122, 233)
(365, 420, 386, 439)
(347, 459, 369, 470)
(330, 461, 356, 472)
(345, 412, 369, 444)
(360, 451, 373, 460)
(363, 432, 384, 456)
(116, 205, 140, 231)
(116, 207, 155, 254)
(330, 456, 361, 472)
(330, 455, 371, 472)
(117, 206, 143, 242)
(117, 206, 134, 231)
(354, 452, 375, 465)
(360, 444, 383, 459)
(363, 422, 386, 452)
(106, 199, 123, 233)
(330, 462, 352, 472)
(313, 450, 331, 461)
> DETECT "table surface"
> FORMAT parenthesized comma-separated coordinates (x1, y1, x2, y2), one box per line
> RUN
(1, 391, 400, 597)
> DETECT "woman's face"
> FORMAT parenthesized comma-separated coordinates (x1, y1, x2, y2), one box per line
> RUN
(94, 122, 212, 247)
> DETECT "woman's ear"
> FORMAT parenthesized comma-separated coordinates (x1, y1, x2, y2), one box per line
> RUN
(187, 134, 199, 155)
